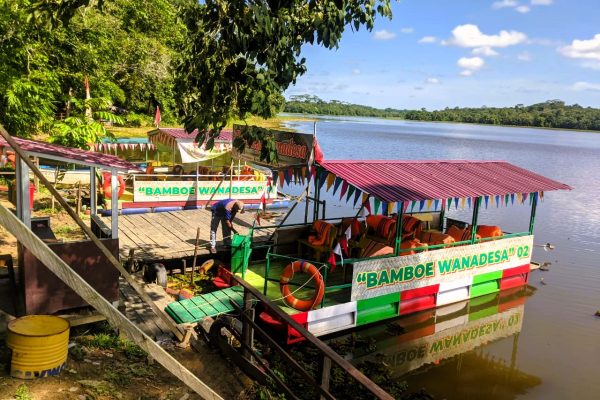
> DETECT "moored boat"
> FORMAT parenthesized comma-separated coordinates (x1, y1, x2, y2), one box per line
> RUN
(164, 128, 571, 344)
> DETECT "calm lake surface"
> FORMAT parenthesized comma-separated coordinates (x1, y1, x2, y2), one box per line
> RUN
(282, 117, 600, 399)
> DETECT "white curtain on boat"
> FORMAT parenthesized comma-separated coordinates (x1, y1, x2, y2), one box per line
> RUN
(176, 139, 231, 163)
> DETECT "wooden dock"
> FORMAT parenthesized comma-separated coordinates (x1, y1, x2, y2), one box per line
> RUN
(105, 209, 274, 261)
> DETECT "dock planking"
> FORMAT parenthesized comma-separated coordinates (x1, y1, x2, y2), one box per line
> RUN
(107, 209, 273, 261)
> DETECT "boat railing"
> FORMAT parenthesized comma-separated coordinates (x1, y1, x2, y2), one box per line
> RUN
(253, 219, 532, 309)
(228, 273, 395, 400)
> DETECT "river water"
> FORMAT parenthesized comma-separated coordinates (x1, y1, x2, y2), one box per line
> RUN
(281, 117, 600, 399)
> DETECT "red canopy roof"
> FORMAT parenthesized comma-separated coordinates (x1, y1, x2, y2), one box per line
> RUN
(319, 160, 571, 203)
(0, 137, 140, 172)
(149, 128, 233, 142)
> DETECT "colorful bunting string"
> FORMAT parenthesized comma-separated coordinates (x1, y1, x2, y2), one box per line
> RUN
(374, 198, 381, 214)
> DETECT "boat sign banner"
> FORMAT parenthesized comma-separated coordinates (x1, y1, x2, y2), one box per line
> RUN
(133, 180, 270, 202)
(351, 235, 534, 301)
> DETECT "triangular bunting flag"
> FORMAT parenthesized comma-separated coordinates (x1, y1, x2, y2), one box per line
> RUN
(484, 196, 489, 208)
(523, 192, 528, 203)
(387, 202, 395, 215)
(317, 169, 327, 191)
(447, 198, 452, 210)
(283, 169, 291, 185)
(410, 201, 416, 212)
(374, 198, 381, 214)
(327, 251, 337, 273)
(339, 235, 349, 257)
(460, 197, 466, 209)
(495, 195, 500, 207)
(363, 196, 371, 215)
(419, 200, 425, 211)
(346, 185, 355, 203)
(511, 193, 515, 205)
(454, 197, 459, 209)
(278, 170, 285, 187)
(426, 199, 433, 210)
(333, 177, 343, 196)
(403, 201, 410, 213)
(326, 173, 335, 191)
(353, 188, 362, 207)
(434, 199, 440, 211)
(467, 197, 472, 209)
(540, 191, 544, 201)
(340, 181, 349, 199)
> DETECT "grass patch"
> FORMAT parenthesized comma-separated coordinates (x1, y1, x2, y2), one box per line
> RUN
(77, 331, 146, 359)
(14, 384, 32, 400)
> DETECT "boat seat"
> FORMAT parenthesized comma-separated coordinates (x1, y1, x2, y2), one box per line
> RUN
(297, 220, 338, 262)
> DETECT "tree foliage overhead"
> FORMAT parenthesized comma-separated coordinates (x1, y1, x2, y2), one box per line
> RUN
(285, 97, 600, 131)
(0, 0, 185, 142)
(177, 0, 393, 145)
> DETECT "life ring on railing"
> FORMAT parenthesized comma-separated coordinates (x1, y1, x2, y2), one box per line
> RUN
(279, 260, 324, 311)
(101, 171, 126, 199)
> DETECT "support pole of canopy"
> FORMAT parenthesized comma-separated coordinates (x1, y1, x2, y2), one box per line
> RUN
(229, 160, 234, 197)
(303, 180, 311, 225)
(110, 169, 118, 238)
(439, 199, 446, 231)
(90, 167, 97, 216)
(314, 166, 323, 222)
(470, 197, 481, 244)
(529, 193, 538, 235)
(394, 202, 404, 256)
(15, 155, 31, 228)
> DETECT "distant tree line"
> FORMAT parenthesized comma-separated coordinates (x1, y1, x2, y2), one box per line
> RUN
(284, 96, 600, 131)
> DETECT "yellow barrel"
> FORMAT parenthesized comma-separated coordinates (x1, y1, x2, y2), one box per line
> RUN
(6, 315, 70, 379)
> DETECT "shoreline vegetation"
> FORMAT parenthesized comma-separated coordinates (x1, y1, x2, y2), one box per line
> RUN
(284, 95, 600, 132)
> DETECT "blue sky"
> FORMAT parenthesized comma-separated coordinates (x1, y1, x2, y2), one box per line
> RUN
(285, 0, 600, 110)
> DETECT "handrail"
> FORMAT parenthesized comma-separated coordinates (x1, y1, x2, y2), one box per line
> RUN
(231, 275, 395, 400)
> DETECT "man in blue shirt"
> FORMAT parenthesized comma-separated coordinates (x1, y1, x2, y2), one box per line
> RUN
(210, 199, 244, 253)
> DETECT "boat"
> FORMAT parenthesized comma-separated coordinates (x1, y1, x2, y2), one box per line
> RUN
(164, 127, 571, 344)
(91, 128, 292, 214)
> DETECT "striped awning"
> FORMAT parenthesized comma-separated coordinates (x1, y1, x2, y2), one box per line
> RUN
(318, 160, 571, 204)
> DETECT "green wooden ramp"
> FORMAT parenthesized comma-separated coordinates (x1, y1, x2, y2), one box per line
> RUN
(165, 286, 245, 324)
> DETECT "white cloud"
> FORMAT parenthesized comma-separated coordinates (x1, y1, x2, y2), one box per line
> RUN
(492, 0, 518, 9)
(573, 81, 600, 91)
(444, 24, 527, 48)
(418, 36, 438, 44)
(352, 69, 361, 75)
(531, 0, 553, 5)
(458, 56, 485, 70)
(400, 27, 414, 34)
(517, 51, 532, 61)
(373, 29, 397, 40)
(559, 34, 600, 61)
(426, 77, 440, 84)
(460, 70, 474, 77)
(515, 5, 530, 13)
(472, 46, 499, 57)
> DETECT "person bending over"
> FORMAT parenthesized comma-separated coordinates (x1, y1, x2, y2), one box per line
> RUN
(210, 199, 244, 253)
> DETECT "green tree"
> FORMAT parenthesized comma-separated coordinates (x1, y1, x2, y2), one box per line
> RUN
(176, 0, 393, 152)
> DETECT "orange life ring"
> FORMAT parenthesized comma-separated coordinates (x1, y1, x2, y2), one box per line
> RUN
(102, 171, 126, 199)
(279, 260, 324, 311)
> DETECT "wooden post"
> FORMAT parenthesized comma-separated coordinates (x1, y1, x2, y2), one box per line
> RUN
(90, 167, 97, 216)
(191, 227, 200, 284)
(76, 181, 82, 214)
(319, 355, 332, 400)
(110, 169, 118, 238)
(241, 289, 255, 361)
(0, 205, 222, 400)
(15, 155, 31, 228)
(0, 125, 185, 342)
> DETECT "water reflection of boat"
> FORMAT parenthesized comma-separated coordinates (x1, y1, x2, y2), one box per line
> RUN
(345, 285, 542, 398)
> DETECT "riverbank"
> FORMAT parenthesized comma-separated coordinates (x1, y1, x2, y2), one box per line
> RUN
(282, 112, 600, 134)
(109, 115, 315, 139)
